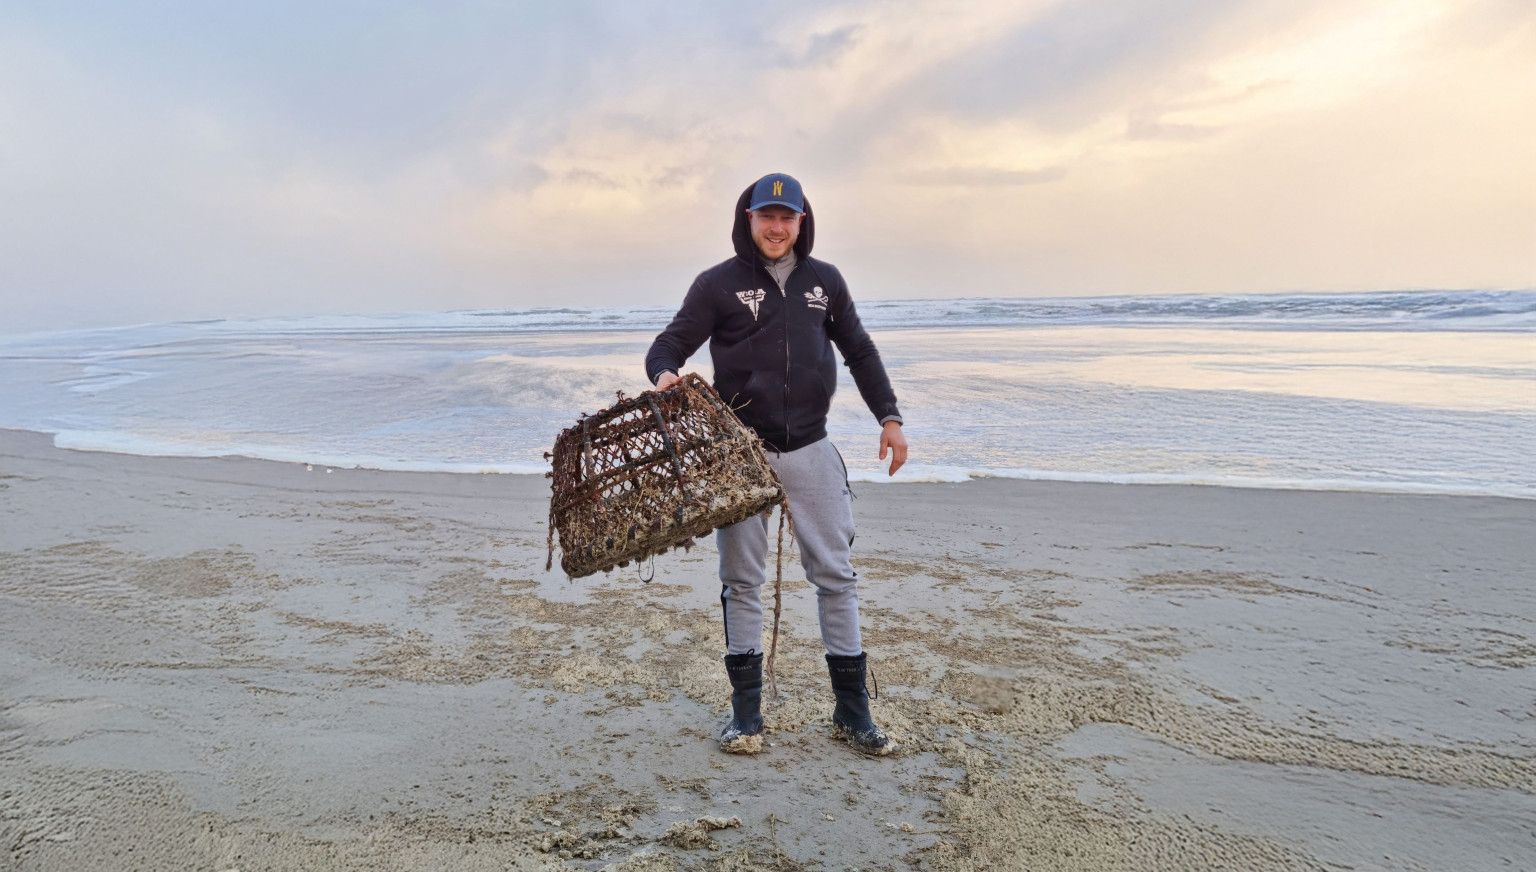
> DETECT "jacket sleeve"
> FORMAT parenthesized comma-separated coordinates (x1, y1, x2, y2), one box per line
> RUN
(645, 275, 715, 385)
(825, 269, 903, 425)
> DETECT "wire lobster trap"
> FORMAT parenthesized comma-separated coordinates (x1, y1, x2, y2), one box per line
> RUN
(545, 374, 785, 579)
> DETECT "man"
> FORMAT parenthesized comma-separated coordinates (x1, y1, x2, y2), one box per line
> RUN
(645, 172, 908, 756)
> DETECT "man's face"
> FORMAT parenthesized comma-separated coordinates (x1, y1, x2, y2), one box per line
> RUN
(748, 206, 803, 260)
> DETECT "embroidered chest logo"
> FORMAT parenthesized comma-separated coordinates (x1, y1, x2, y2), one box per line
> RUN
(804, 286, 829, 311)
(736, 288, 767, 320)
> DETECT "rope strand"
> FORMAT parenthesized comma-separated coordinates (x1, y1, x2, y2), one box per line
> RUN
(544, 504, 557, 572)
(765, 495, 795, 701)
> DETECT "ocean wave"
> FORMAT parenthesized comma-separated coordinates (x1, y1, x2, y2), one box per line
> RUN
(4, 290, 1531, 347)
(849, 464, 1535, 499)
(3, 292, 1530, 504)
(48, 429, 550, 475)
(41, 429, 1535, 500)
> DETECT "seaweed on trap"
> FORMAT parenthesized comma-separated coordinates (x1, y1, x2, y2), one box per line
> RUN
(545, 373, 785, 580)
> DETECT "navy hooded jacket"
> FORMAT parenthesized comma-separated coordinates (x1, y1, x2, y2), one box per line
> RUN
(645, 183, 902, 452)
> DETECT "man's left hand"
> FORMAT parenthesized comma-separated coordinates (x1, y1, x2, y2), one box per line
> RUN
(879, 421, 908, 477)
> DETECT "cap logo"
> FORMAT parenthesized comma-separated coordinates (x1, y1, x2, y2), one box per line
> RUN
(772, 180, 784, 197)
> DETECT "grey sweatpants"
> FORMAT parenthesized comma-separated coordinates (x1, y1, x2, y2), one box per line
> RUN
(718, 437, 863, 657)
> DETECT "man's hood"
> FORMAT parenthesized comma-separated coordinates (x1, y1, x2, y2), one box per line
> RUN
(731, 182, 815, 262)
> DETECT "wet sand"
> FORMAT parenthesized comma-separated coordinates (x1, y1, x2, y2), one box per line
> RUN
(1, 427, 1532, 870)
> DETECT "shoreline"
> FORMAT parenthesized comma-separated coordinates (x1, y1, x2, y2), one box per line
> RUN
(2, 427, 1533, 869)
(10, 427, 1533, 502)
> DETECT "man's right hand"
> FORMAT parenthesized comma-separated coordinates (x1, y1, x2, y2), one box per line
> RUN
(655, 371, 681, 390)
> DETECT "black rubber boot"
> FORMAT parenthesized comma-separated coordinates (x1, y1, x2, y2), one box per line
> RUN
(826, 652, 899, 756)
(719, 652, 765, 754)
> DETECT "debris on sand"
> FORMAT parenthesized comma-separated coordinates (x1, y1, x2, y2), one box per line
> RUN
(660, 815, 743, 849)
(719, 732, 764, 754)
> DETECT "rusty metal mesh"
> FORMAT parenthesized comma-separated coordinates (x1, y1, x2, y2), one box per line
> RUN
(544, 374, 784, 579)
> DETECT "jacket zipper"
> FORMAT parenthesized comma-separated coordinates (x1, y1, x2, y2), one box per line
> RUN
(760, 258, 797, 450)
(782, 279, 790, 449)
(771, 264, 793, 449)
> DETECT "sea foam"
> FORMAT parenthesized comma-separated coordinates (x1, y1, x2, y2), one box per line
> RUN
(3, 290, 1532, 500)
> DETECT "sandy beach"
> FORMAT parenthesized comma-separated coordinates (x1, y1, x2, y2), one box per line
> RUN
(1, 427, 1533, 870)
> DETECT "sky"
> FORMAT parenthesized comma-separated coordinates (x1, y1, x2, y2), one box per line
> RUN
(1, 0, 1533, 332)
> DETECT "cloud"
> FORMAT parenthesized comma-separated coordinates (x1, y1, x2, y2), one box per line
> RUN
(0, 0, 1532, 332)
(787, 24, 863, 67)
(905, 166, 1068, 186)
(1124, 115, 1220, 141)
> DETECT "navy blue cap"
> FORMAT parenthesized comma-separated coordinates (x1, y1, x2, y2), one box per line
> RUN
(747, 173, 805, 213)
